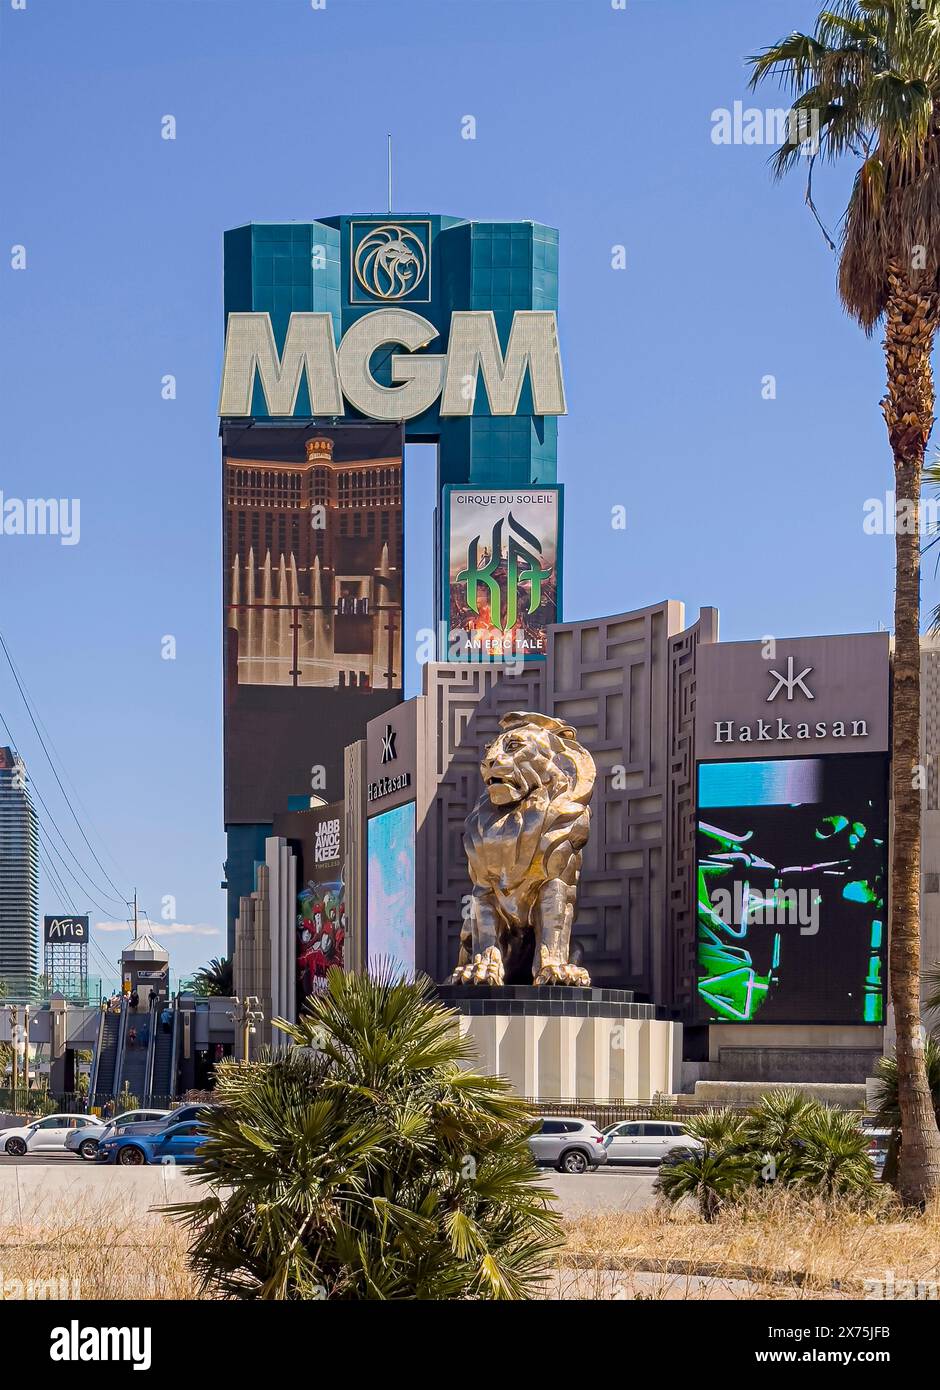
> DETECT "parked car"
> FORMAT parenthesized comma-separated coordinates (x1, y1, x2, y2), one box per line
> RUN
(95, 1120, 210, 1167)
(862, 1124, 892, 1178)
(118, 1103, 213, 1136)
(65, 1109, 170, 1162)
(602, 1120, 702, 1165)
(2, 1114, 101, 1157)
(528, 1117, 608, 1173)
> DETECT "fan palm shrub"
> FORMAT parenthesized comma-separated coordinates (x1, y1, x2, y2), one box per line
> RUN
(655, 1108, 755, 1220)
(168, 969, 561, 1299)
(749, 0, 940, 1206)
(793, 1105, 880, 1197)
(657, 1097, 879, 1216)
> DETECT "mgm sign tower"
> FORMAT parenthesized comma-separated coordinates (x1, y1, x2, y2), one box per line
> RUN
(219, 215, 566, 949)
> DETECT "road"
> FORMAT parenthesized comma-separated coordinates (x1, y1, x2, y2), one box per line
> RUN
(0, 1151, 90, 1166)
(0, 1151, 660, 1215)
(539, 1165, 659, 1213)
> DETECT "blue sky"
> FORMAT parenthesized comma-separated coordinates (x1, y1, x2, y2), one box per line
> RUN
(0, 0, 916, 980)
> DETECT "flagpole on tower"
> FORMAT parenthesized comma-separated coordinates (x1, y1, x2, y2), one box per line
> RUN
(387, 133, 392, 215)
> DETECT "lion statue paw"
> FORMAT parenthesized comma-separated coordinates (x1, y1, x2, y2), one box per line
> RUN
(450, 946, 505, 986)
(533, 959, 591, 988)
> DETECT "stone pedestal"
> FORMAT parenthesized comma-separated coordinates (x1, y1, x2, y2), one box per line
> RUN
(434, 985, 682, 1103)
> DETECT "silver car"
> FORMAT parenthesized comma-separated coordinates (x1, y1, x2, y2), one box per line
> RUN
(529, 1117, 608, 1173)
(602, 1120, 702, 1165)
(64, 1109, 170, 1161)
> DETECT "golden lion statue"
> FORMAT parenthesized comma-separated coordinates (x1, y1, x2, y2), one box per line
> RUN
(450, 711, 595, 988)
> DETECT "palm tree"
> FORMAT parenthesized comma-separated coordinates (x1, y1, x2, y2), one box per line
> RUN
(168, 970, 562, 1299)
(188, 956, 233, 997)
(749, 0, 940, 1206)
(873, 1035, 940, 1181)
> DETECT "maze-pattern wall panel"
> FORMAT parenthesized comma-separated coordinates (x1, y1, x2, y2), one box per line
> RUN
(546, 602, 685, 997)
(423, 663, 545, 982)
(667, 608, 719, 1014)
(922, 644, 940, 813)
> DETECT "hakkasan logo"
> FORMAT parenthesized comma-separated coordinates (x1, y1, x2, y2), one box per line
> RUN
(712, 655, 870, 747)
(353, 222, 430, 302)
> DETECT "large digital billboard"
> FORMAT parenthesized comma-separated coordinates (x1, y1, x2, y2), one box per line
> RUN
(696, 755, 887, 1025)
(367, 801, 416, 978)
(224, 422, 403, 692)
(442, 485, 562, 660)
(223, 422, 404, 827)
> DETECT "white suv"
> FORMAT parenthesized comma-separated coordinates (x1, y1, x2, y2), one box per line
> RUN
(529, 1117, 608, 1173)
(602, 1120, 701, 1164)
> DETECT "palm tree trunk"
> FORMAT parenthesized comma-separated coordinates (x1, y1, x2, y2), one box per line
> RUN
(882, 266, 940, 1206)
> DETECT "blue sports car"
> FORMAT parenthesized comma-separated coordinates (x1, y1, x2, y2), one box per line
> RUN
(96, 1120, 209, 1166)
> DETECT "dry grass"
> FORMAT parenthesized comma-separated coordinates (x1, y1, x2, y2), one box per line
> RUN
(0, 1201, 201, 1300)
(4, 1188, 940, 1301)
(559, 1187, 940, 1298)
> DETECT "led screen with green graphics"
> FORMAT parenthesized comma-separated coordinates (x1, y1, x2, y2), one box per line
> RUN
(696, 755, 887, 1025)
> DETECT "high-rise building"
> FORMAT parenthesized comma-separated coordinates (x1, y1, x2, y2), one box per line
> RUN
(0, 747, 39, 995)
(220, 214, 566, 954)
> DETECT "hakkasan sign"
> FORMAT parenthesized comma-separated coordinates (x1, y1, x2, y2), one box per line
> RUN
(695, 633, 890, 761)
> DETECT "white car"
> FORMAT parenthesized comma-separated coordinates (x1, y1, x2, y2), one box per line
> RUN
(1, 1114, 101, 1157)
(64, 1109, 171, 1161)
(602, 1120, 702, 1164)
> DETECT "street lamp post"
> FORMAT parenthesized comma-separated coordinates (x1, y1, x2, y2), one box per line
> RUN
(229, 996, 263, 1063)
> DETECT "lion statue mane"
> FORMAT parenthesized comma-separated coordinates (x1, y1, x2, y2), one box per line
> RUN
(449, 711, 596, 987)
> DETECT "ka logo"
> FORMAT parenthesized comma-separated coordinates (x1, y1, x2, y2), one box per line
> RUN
(458, 512, 551, 633)
(353, 222, 429, 301)
(766, 655, 814, 702)
(381, 724, 397, 764)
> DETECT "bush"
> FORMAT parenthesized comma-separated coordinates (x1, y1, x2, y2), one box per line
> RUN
(168, 970, 562, 1300)
(655, 1091, 877, 1218)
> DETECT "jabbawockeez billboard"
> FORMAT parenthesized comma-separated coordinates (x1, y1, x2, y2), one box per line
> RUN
(693, 634, 890, 1027)
(273, 804, 347, 1008)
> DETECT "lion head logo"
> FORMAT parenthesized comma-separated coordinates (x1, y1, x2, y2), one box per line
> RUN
(354, 224, 428, 300)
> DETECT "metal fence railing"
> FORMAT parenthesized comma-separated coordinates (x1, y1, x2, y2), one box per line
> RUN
(0, 1089, 180, 1119)
(528, 1097, 874, 1122)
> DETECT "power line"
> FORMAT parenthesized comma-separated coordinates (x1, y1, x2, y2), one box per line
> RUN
(0, 649, 132, 887)
(0, 630, 130, 904)
(0, 706, 128, 914)
(0, 709, 128, 984)
(32, 843, 122, 985)
(34, 815, 125, 922)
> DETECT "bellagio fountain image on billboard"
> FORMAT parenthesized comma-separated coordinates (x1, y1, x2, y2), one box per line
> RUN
(223, 423, 403, 691)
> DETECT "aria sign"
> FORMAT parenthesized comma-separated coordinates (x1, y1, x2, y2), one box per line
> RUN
(218, 309, 566, 421)
(43, 915, 88, 944)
